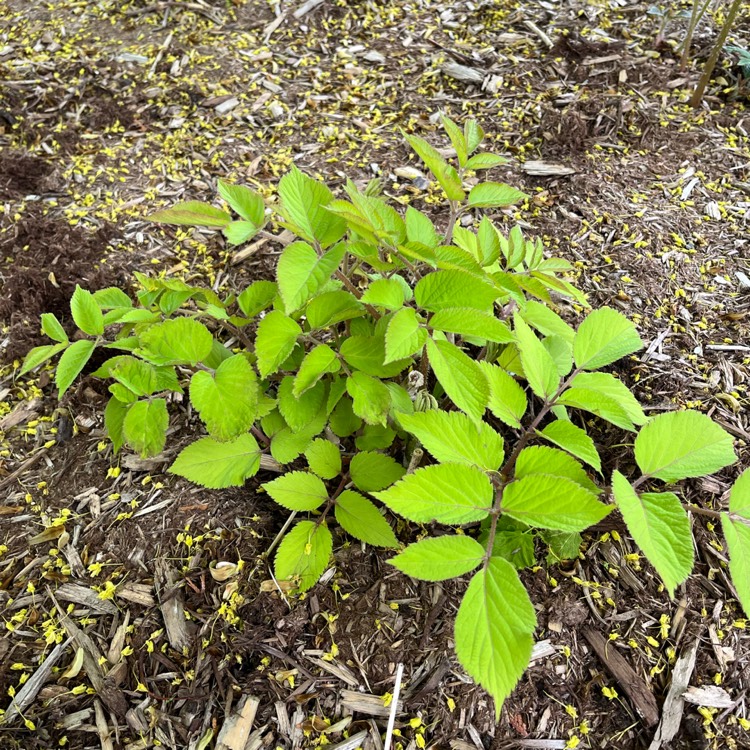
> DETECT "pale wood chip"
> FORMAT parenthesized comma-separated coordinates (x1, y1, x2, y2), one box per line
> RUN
(116, 582, 155, 607)
(339, 689, 401, 718)
(441, 62, 484, 85)
(216, 694, 260, 750)
(521, 161, 576, 176)
(304, 655, 359, 687)
(325, 731, 368, 750)
(682, 685, 734, 708)
(94, 699, 114, 750)
(56, 583, 118, 615)
(155, 559, 192, 652)
(293, 0, 324, 19)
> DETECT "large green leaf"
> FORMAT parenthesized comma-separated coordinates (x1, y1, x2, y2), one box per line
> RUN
(415, 270, 497, 312)
(255, 311, 302, 378)
(40, 313, 69, 343)
(123, 398, 169, 457)
(334, 490, 399, 548)
(390, 536, 485, 581)
(730, 469, 750, 518)
(513, 315, 559, 399)
(634, 410, 736, 483)
(349, 451, 405, 492)
(276, 241, 345, 313)
(426, 338, 489, 424)
(559, 389, 636, 432)
(111, 357, 158, 397)
(237, 280, 277, 317)
(611, 471, 693, 597)
(139, 318, 213, 365)
(441, 113, 468, 166)
(306, 291, 364, 329)
(373, 464, 492, 524)
(520, 300, 575, 343)
(149, 201, 232, 227)
(278, 377, 327, 433)
(430, 308, 512, 343)
(478, 362, 527, 429)
(92, 288, 132, 311)
(169, 434, 261, 488)
(361, 278, 410, 310)
(217, 180, 265, 225)
(468, 182, 527, 208)
(56, 339, 96, 396)
(104, 396, 128, 453)
(403, 132, 465, 201)
(21, 342, 68, 375)
(721, 515, 750, 618)
(384, 308, 427, 364)
(405, 206, 441, 248)
(304, 439, 342, 480)
(569, 372, 647, 426)
(454, 558, 536, 717)
(263, 471, 329, 511)
(71, 285, 104, 336)
(275, 520, 332, 592)
(398, 410, 504, 472)
(573, 307, 643, 370)
(502, 475, 610, 531)
(341, 335, 411, 377)
(223, 220, 260, 245)
(515, 446, 599, 495)
(293, 345, 340, 396)
(538, 420, 601, 472)
(346, 372, 391, 426)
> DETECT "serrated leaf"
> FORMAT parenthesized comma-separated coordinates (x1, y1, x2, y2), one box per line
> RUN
(730, 469, 750, 518)
(543, 530, 583, 563)
(263, 471, 329, 511)
(390, 536, 484, 581)
(223, 220, 259, 245)
(478, 362, 527, 429)
(189, 355, 258, 440)
(71, 286, 104, 336)
(415, 270, 497, 313)
(455, 558, 535, 718)
(275, 520, 332, 593)
(573, 307, 643, 370)
(139, 318, 213, 365)
(104, 397, 128, 453)
(513, 315, 559, 399)
(341, 335, 411, 377)
(278, 377, 326, 433)
(277, 241, 345, 313)
(373, 464, 492, 524)
(346, 372, 391, 426)
(93, 287, 132, 310)
(255, 311, 302, 378)
(468, 182, 527, 208)
(520, 300, 575, 343)
(477, 216, 501, 266)
(542, 336, 573, 377)
(569, 372, 646, 425)
(217, 180, 265, 224)
(430, 308, 512, 343)
(612, 471, 693, 597)
(355, 424, 396, 451)
(294, 345, 340, 397)
(149, 201, 231, 227)
(465, 153, 507, 170)
(21, 342, 68, 375)
(271, 413, 326, 464)
(41, 313, 68, 343)
(441, 113, 468, 166)
(349, 451, 405, 492)
(361, 278, 408, 310)
(426, 338, 489, 424)
(538, 421, 601, 472)
(169, 434, 260, 488)
(403, 132, 465, 201)
(721, 515, 750, 618)
(335, 490, 399, 548)
(405, 206, 441, 248)
(111, 357, 158, 397)
(464, 120, 485, 153)
(123, 398, 168, 457)
(634, 411, 736, 483)
(306, 290, 364, 329)
(329, 394, 363, 437)
(385, 308, 427, 363)
(238, 281, 277, 317)
(559, 388, 635, 432)
(305, 439, 341, 479)
(398, 411, 504, 471)
(515, 446, 599, 495)
(502, 475, 610, 531)
(55, 339, 95, 396)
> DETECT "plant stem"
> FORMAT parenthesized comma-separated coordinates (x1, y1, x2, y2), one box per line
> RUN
(679, 0, 712, 69)
(335, 271, 381, 320)
(443, 200, 460, 245)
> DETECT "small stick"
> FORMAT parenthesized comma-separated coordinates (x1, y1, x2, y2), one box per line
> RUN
(383, 663, 404, 750)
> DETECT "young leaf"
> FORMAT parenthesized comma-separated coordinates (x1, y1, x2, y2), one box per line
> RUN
(237, 280, 277, 317)
(502, 475, 611, 531)
(430, 308, 513, 343)
(271, 412, 326, 464)
(513, 315, 560, 399)
(93, 288, 133, 310)
(398, 411, 504, 472)
(104, 396, 128, 453)
(520, 300, 575, 343)
(217, 180, 265, 225)
(634, 411, 736, 483)
(21, 342, 68, 375)
(515, 446, 600, 495)
(334, 490, 399, 548)
(415, 270, 497, 312)
(71, 286, 104, 336)
(305, 439, 342, 480)
(111, 358, 158, 397)
(373, 464, 493, 524)
(405, 206, 441, 248)
(293, 344, 340, 397)
(263, 471, 329, 511)
(255, 311, 302, 378)
(361, 278, 409, 310)
(573, 307, 643, 370)
(478, 362, 527, 429)
(306, 291, 364, 329)
(477, 216, 501, 266)
(149, 201, 231, 227)
(223, 221, 259, 245)
(403, 132, 465, 201)
(454, 558, 536, 718)
(169, 434, 261, 488)
(276, 241, 345, 313)
(349, 451, 405, 492)
(441, 113, 468, 166)
(538, 421, 601, 472)
(346, 372, 391, 426)
(464, 119, 485, 153)
(611, 471, 693, 597)
(277, 377, 327, 433)
(558, 389, 636, 432)
(729, 469, 750, 518)
(542, 336, 573, 377)
(189, 354, 258, 441)
(123, 398, 169, 457)
(139, 318, 213, 365)
(720, 515, 750, 618)
(275, 520, 333, 593)
(329, 395, 363, 437)
(385, 308, 427, 363)
(56, 339, 96, 396)
(390, 536, 485, 581)
(355, 424, 397, 451)
(41, 313, 68, 343)
(465, 153, 507, 170)
(426, 338, 489, 424)
(341, 335, 411, 377)
(569, 372, 647, 426)
(468, 182, 527, 208)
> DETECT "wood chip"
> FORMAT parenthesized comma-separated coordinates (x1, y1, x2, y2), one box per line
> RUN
(116, 582, 155, 607)
(216, 695, 260, 750)
(155, 559, 192, 651)
(521, 161, 576, 176)
(56, 583, 118, 615)
(682, 685, 734, 708)
(441, 62, 484, 85)
(0, 398, 42, 430)
(324, 730, 368, 750)
(293, 0, 324, 18)
(340, 689, 401, 718)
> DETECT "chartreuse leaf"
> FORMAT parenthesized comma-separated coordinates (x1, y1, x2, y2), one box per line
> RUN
(729, 469, 750, 518)
(278, 167, 346, 247)
(634, 411, 736, 483)
(426, 338, 489, 424)
(93, 287, 132, 310)
(721, 514, 750, 617)
(123, 399, 169, 457)
(569, 372, 647, 426)
(558, 389, 636, 432)
(455, 558, 536, 718)
(521, 300, 575, 343)
(341, 335, 411, 377)
(278, 377, 326, 433)
(189, 355, 258, 440)
(513, 315, 559, 399)
(477, 216, 501, 266)
(465, 153, 507, 170)
(294, 345, 340, 397)
(441, 113, 468, 166)
(478, 362, 527, 429)
(403, 132, 465, 201)
(373, 464, 492, 524)
(538, 421, 601, 472)
(149, 201, 231, 227)
(464, 119, 485, 153)
(41, 313, 68, 343)
(398, 411, 504, 471)
(430, 308, 512, 343)
(111, 358, 158, 396)
(334, 490, 399, 548)
(515, 446, 600, 495)
(71, 286, 104, 336)
(543, 530, 583, 564)
(468, 182, 527, 208)
(415, 270, 497, 312)
(503, 475, 610, 531)
(390, 536, 485, 581)
(573, 307, 643, 370)
(612, 471, 693, 597)
(104, 397, 128, 453)
(361, 278, 409, 310)
(217, 180, 265, 225)
(346, 372, 391, 426)
(56, 339, 96, 396)
(306, 291, 364, 329)
(263, 471, 329, 511)
(224, 221, 259, 245)
(405, 206, 441, 248)
(277, 241, 345, 313)
(255, 311, 301, 378)
(542, 336, 573, 377)
(170, 434, 260, 488)
(304, 439, 341, 480)
(329, 395, 362, 438)
(275, 520, 332, 593)
(349, 451, 405, 492)
(238, 281, 277, 317)
(139, 319, 213, 365)
(21, 342, 68, 375)
(385, 308, 427, 363)
(356, 424, 396, 451)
